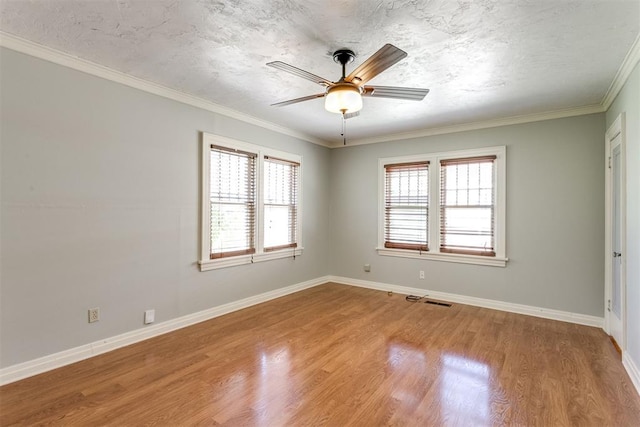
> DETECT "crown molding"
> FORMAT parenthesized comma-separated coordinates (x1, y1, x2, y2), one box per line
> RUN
(2, 30, 636, 150)
(0, 31, 330, 148)
(337, 104, 605, 148)
(333, 32, 639, 148)
(602, 33, 640, 110)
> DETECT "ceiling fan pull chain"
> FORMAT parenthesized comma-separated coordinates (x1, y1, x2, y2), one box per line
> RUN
(341, 113, 347, 145)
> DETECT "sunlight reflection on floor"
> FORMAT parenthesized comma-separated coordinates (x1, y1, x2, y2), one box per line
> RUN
(257, 347, 292, 424)
(441, 353, 490, 426)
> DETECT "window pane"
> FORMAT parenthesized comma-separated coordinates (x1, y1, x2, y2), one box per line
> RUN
(264, 205, 295, 248)
(385, 206, 428, 245)
(440, 207, 493, 250)
(384, 162, 429, 250)
(211, 203, 254, 254)
(264, 157, 298, 251)
(209, 146, 256, 258)
(440, 157, 495, 256)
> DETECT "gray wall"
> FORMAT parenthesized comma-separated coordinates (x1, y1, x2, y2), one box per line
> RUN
(0, 48, 331, 367)
(329, 114, 606, 316)
(606, 62, 640, 373)
(0, 45, 615, 370)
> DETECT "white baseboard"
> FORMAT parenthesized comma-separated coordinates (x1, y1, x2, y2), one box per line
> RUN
(0, 275, 609, 386)
(328, 276, 604, 328)
(623, 352, 640, 397)
(0, 276, 330, 386)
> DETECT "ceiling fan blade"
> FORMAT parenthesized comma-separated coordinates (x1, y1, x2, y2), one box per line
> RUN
(345, 44, 407, 85)
(271, 93, 325, 107)
(362, 85, 429, 101)
(343, 111, 360, 120)
(267, 61, 333, 87)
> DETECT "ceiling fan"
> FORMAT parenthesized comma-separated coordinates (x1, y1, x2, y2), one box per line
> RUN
(266, 44, 429, 119)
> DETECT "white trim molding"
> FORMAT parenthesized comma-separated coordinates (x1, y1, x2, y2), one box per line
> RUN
(376, 247, 508, 267)
(602, 33, 640, 109)
(0, 276, 330, 385)
(2, 30, 638, 150)
(623, 352, 640, 397)
(377, 146, 507, 267)
(0, 31, 328, 148)
(343, 104, 605, 148)
(0, 276, 620, 387)
(329, 276, 604, 328)
(199, 248, 304, 271)
(603, 113, 627, 348)
(199, 133, 303, 270)
(337, 32, 640, 148)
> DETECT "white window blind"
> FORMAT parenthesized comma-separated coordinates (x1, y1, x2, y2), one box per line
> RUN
(209, 145, 256, 259)
(439, 156, 496, 256)
(264, 156, 299, 251)
(384, 161, 429, 251)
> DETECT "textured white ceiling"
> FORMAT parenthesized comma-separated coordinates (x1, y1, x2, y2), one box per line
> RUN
(1, 0, 639, 145)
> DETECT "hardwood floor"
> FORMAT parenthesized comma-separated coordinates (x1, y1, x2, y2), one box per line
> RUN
(1, 283, 639, 426)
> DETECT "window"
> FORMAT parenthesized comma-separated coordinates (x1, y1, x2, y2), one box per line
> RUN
(440, 156, 496, 256)
(264, 156, 299, 251)
(209, 146, 256, 259)
(378, 147, 506, 267)
(200, 134, 302, 271)
(384, 162, 429, 251)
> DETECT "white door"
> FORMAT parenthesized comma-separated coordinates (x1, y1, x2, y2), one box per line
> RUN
(610, 139, 623, 346)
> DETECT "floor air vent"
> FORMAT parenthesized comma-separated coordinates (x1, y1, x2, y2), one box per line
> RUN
(425, 300, 452, 307)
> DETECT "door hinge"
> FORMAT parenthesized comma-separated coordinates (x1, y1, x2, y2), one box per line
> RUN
(608, 156, 612, 169)
(607, 299, 611, 312)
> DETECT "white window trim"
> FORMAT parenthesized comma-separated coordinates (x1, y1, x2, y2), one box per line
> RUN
(377, 146, 507, 267)
(199, 133, 303, 271)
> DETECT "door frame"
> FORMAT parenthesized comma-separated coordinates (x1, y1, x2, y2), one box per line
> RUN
(604, 113, 627, 349)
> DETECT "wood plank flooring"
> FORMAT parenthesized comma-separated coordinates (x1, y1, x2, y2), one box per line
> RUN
(1, 283, 639, 426)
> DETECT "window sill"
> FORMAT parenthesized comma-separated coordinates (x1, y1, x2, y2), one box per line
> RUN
(376, 247, 508, 267)
(199, 247, 304, 271)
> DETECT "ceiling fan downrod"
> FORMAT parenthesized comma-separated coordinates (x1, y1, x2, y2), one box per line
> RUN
(333, 49, 355, 81)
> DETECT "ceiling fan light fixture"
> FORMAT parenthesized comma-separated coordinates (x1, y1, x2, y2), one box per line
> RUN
(324, 83, 362, 114)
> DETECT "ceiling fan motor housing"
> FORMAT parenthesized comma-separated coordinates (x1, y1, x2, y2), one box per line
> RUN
(333, 49, 356, 66)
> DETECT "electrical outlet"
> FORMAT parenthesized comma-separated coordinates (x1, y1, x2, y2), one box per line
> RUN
(144, 309, 155, 324)
(88, 308, 99, 323)
(364, 263, 371, 272)
(419, 270, 425, 279)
